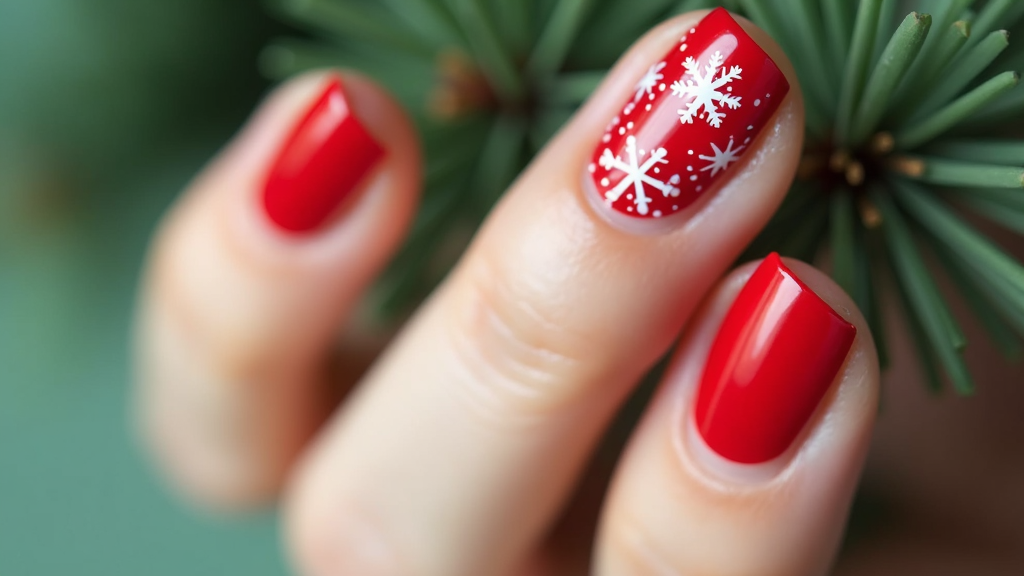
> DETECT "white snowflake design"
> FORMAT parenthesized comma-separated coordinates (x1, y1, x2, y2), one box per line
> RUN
(699, 138, 745, 177)
(633, 61, 665, 103)
(599, 135, 680, 215)
(670, 51, 743, 128)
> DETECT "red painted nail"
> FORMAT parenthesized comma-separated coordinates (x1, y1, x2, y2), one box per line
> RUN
(263, 78, 385, 233)
(588, 8, 789, 220)
(695, 253, 856, 464)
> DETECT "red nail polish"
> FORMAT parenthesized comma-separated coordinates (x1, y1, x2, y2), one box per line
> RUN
(695, 253, 856, 464)
(263, 78, 385, 233)
(588, 8, 789, 220)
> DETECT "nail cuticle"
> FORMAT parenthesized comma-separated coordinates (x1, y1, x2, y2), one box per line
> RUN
(684, 415, 793, 486)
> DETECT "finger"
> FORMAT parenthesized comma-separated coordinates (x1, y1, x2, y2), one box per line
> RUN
(287, 9, 803, 576)
(135, 71, 421, 508)
(596, 254, 879, 576)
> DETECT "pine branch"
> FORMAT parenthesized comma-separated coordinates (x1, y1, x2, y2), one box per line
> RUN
(270, 0, 1024, 393)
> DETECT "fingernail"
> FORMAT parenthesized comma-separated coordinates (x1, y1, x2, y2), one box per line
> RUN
(588, 8, 788, 223)
(694, 253, 856, 464)
(263, 78, 385, 233)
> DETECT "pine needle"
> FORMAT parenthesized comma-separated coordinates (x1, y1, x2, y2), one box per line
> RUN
(830, 190, 857, 295)
(927, 138, 1024, 164)
(526, 0, 597, 81)
(890, 155, 1024, 187)
(821, 0, 854, 70)
(962, 0, 1023, 50)
(912, 29, 1010, 122)
(873, 187, 974, 394)
(850, 12, 932, 147)
(836, 0, 885, 146)
(445, 0, 525, 101)
(895, 70, 1020, 149)
(888, 20, 970, 123)
(892, 179, 1024, 325)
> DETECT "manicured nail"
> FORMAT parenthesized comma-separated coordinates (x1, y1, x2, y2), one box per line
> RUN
(588, 8, 788, 221)
(263, 78, 385, 233)
(695, 253, 856, 464)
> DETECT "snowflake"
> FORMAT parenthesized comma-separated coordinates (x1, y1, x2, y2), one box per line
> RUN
(633, 61, 665, 103)
(599, 135, 680, 215)
(699, 138, 745, 177)
(670, 51, 742, 128)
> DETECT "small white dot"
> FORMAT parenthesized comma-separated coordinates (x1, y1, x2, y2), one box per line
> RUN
(612, 116, 620, 125)
(645, 104, 652, 111)
(687, 165, 693, 171)
(679, 43, 688, 52)
(619, 127, 626, 135)
(754, 98, 761, 106)
(766, 93, 771, 98)
(602, 134, 611, 143)
(626, 121, 634, 129)
(627, 206, 634, 212)
(587, 163, 596, 173)
(659, 83, 666, 91)
(600, 177, 610, 186)
(727, 86, 733, 92)
(747, 125, 754, 130)
(626, 193, 633, 200)
(654, 167, 661, 173)
(649, 93, 655, 100)
(744, 137, 751, 144)
(688, 149, 694, 155)
(680, 35, 687, 42)
(690, 28, 696, 33)
(696, 186, 703, 192)
(654, 210, 663, 217)
(690, 175, 698, 181)
(673, 205, 679, 210)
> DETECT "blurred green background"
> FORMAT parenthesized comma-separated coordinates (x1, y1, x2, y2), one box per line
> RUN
(0, 1, 293, 572)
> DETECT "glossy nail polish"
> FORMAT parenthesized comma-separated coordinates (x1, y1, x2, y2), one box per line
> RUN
(588, 8, 789, 220)
(695, 253, 856, 464)
(263, 78, 385, 233)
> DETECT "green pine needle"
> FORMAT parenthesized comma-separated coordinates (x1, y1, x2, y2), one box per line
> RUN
(913, 29, 1009, 122)
(850, 12, 931, 147)
(268, 0, 1024, 394)
(887, 19, 970, 122)
(895, 71, 1020, 149)
(874, 188, 973, 394)
(893, 154, 1024, 188)
(836, 0, 885, 146)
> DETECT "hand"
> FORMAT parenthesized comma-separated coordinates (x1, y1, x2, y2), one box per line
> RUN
(134, 10, 1022, 576)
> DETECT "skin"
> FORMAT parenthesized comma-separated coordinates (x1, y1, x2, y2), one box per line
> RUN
(134, 11, 1024, 576)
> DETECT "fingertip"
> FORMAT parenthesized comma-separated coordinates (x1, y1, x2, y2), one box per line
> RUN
(215, 69, 422, 246)
(686, 254, 880, 483)
(595, 256, 880, 575)
(136, 69, 423, 509)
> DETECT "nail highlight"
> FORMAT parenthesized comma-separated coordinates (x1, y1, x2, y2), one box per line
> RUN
(588, 8, 789, 220)
(695, 253, 856, 464)
(263, 78, 385, 233)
